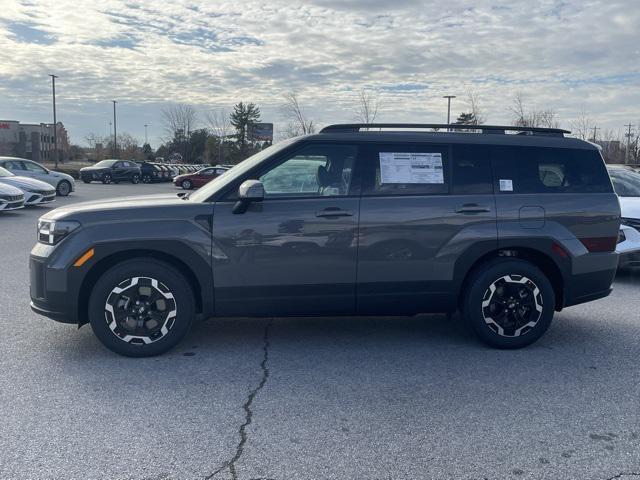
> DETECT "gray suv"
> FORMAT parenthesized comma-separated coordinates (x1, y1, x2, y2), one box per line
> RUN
(30, 124, 620, 356)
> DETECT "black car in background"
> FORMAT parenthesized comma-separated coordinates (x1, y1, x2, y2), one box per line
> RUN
(136, 161, 164, 183)
(80, 160, 141, 184)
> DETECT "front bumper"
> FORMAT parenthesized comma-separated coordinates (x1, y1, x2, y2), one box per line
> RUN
(24, 191, 56, 206)
(0, 198, 25, 211)
(617, 225, 640, 268)
(30, 254, 77, 324)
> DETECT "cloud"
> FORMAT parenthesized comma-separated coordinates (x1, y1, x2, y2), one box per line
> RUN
(0, 0, 638, 146)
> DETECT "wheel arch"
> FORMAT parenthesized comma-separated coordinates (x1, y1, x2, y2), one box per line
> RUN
(77, 249, 205, 326)
(458, 246, 566, 311)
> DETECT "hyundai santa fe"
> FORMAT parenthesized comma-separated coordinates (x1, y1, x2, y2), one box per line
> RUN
(30, 123, 621, 356)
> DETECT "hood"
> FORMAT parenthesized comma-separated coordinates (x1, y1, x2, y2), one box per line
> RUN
(0, 175, 54, 192)
(44, 193, 186, 220)
(0, 182, 24, 196)
(80, 166, 108, 172)
(619, 196, 640, 219)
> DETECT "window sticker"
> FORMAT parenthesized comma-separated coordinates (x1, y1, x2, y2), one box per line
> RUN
(379, 152, 444, 184)
(499, 179, 514, 192)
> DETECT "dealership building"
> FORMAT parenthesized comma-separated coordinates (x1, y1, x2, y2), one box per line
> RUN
(0, 120, 69, 162)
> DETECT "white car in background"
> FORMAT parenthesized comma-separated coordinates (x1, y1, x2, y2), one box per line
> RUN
(0, 166, 56, 206)
(0, 157, 75, 196)
(608, 166, 640, 269)
(0, 182, 25, 212)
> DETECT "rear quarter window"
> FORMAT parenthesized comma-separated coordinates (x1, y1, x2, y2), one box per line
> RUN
(491, 146, 612, 194)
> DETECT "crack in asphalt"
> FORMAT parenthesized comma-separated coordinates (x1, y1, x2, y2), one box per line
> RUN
(605, 473, 640, 480)
(205, 319, 273, 480)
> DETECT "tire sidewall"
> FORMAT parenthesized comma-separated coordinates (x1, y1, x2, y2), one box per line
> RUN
(88, 260, 194, 357)
(57, 180, 71, 196)
(463, 259, 555, 349)
(182, 180, 192, 190)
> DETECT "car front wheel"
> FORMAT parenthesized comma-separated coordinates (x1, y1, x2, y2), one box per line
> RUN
(181, 179, 192, 190)
(88, 259, 195, 357)
(131, 174, 140, 184)
(102, 173, 112, 184)
(142, 174, 152, 183)
(462, 258, 555, 349)
(56, 180, 72, 196)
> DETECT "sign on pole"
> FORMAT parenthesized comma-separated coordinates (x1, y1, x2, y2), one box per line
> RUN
(248, 123, 273, 142)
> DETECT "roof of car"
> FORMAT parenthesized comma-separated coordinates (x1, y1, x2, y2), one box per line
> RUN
(306, 123, 596, 150)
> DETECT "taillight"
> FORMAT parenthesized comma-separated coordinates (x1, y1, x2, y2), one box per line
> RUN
(579, 237, 618, 253)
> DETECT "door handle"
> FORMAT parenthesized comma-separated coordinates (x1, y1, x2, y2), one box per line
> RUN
(316, 207, 353, 218)
(455, 204, 491, 214)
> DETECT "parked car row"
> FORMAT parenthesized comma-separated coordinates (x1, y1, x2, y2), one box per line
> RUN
(80, 159, 220, 185)
(0, 166, 57, 212)
(0, 156, 75, 196)
(173, 165, 230, 189)
(608, 165, 640, 269)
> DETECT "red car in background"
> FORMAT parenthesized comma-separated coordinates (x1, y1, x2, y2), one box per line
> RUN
(173, 166, 229, 189)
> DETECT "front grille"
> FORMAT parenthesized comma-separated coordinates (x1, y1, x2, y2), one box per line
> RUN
(623, 218, 640, 230)
(0, 194, 23, 201)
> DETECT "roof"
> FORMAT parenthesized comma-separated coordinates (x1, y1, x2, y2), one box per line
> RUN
(305, 123, 595, 150)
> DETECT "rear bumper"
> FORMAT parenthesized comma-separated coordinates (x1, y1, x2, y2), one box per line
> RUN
(563, 252, 619, 308)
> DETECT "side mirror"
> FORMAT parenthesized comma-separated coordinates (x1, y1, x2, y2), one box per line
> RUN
(233, 180, 264, 214)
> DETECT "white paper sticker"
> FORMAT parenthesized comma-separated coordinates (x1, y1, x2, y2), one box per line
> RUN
(499, 179, 513, 192)
(379, 152, 444, 184)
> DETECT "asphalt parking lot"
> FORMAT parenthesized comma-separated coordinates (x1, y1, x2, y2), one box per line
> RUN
(1, 182, 640, 480)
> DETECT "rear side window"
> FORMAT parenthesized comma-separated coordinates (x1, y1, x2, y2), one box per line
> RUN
(361, 144, 449, 196)
(452, 145, 493, 194)
(491, 146, 612, 194)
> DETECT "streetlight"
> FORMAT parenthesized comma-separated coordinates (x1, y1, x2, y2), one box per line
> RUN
(48, 74, 58, 168)
(111, 100, 118, 159)
(144, 124, 149, 145)
(443, 95, 456, 130)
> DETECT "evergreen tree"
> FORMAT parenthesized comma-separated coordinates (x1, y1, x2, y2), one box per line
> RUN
(229, 102, 261, 153)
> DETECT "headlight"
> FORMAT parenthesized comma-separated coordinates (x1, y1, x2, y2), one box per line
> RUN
(37, 219, 80, 245)
(618, 229, 626, 244)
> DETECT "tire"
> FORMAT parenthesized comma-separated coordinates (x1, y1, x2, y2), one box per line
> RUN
(88, 259, 195, 357)
(56, 180, 72, 196)
(142, 174, 152, 184)
(131, 174, 140, 184)
(181, 179, 192, 190)
(82, 179, 91, 184)
(102, 173, 112, 184)
(462, 258, 555, 349)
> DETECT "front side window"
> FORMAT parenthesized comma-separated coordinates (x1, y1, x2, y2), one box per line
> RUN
(258, 144, 357, 198)
(362, 143, 449, 196)
(23, 161, 47, 173)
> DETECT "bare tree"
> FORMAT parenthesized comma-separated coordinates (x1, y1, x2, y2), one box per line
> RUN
(354, 88, 380, 124)
(205, 108, 231, 164)
(570, 110, 595, 141)
(161, 104, 198, 141)
(281, 91, 315, 138)
(465, 91, 485, 124)
(508, 93, 559, 128)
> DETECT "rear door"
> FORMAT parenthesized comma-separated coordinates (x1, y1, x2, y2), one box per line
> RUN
(356, 142, 497, 315)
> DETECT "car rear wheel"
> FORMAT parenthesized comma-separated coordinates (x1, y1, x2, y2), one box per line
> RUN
(462, 258, 555, 349)
(181, 179, 192, 190)
(56, 180, 72, 196)
(88, 259, 195, 357)
(131, 174, 140, 184)
(102, 173, 112, 184)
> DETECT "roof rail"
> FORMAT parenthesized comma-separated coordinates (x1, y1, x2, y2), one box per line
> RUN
(319, 123, 571, 137)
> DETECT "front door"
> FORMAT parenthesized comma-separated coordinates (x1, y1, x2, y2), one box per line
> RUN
(212, 143, 360, 316)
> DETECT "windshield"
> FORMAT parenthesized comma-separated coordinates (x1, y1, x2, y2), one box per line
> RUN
(0, 166, 15, 177)
(92, 160, 118, 168)
(609, 168, 640, 197)
(189, 137, 300, 202)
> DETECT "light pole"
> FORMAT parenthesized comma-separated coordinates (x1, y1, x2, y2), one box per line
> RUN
(144, 124, 149, 145)
(112, 100, 118, 159)
(443, 95, 456, 130)
(48, 74, 58, 168)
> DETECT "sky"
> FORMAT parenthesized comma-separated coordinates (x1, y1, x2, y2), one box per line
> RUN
(0, 0, 639, 147)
